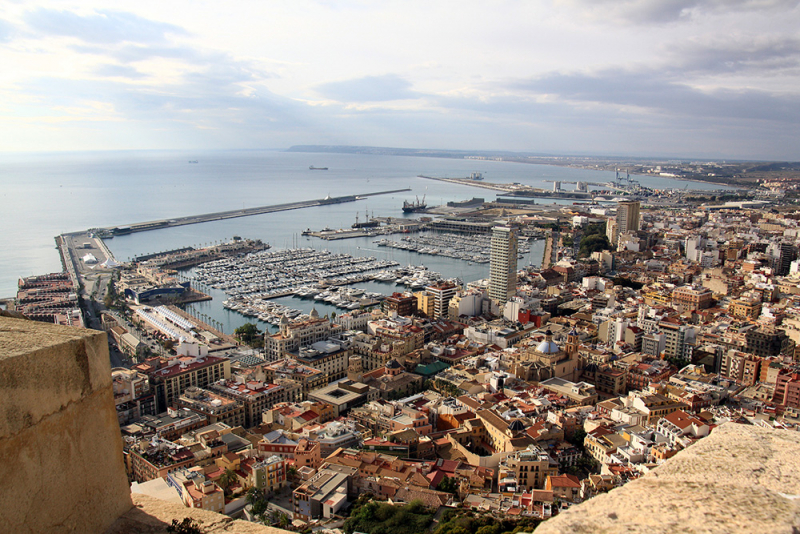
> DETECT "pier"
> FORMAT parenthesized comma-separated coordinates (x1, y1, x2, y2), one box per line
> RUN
(542, 231, 558, 269)
(84, 188, 411, 237)
(417, 174, 627, 198)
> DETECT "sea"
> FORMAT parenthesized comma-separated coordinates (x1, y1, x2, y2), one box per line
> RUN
(0, 149, 734, 334)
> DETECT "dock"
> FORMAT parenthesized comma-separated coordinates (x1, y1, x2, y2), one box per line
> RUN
(81, 188, 411, 237)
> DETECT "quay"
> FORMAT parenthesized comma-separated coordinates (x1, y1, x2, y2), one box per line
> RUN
(418, 175, 510, 192)
(418, 174, 625, 198)
(307, 229, 373, 240)
(83, 188, 411, 237)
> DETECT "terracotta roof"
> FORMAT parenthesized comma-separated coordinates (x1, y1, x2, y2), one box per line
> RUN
(663, 409, 705, 430)
(547, 474, 581, 489)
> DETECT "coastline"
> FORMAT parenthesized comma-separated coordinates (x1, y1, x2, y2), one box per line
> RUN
(287, 145, 754, 190)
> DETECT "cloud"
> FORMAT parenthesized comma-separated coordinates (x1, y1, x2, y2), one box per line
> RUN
(560, 0, 800, 24)
(515, 69, 800, 123)
(666, 36, 800, 75)
(24, 9, 187, 44)
(5, 4, 800, 158)
(315, 74, 419, 102)
(0, 18, 14, 42)
(94, 64, 145, 79)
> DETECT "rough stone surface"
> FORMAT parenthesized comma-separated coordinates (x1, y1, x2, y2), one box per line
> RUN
(0, 316, 132, 533)
(537, 423, 800, 534)
(107, 494, 292, 534)
(0, 316, 111, 438)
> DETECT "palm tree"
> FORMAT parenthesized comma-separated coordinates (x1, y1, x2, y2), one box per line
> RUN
(218, 468, 238, 495)
(269, 509, 280, 525)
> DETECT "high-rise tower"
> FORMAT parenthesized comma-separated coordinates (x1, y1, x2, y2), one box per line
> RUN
(490, 226, 518, 303)
(616, 200, 640, 237)
(779, 242, 797, 276)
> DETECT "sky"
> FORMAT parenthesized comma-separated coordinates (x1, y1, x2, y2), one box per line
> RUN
(1, 1, 800, 159)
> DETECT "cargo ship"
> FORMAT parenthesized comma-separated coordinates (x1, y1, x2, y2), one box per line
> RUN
(402, 195, 427, 213)
(309, 166, 328, 170)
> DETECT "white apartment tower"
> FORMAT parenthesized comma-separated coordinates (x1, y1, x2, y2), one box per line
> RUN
(489, 226, 518, 303)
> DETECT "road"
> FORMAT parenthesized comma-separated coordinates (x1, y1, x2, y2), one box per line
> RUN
(58, 231, 162, 368)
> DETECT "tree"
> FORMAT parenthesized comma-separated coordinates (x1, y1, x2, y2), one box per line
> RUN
(578, 234, 611, 257)
(568, 428, 587, 448)
(167, 518, 203, 534)
(277, 512, 290, 529)
(218, 468, 238, 495)
(246, 488, 268, 516)
(234, 323, 263, 348)
(344, 499, 434, 534)
(437, 476, 458, 494)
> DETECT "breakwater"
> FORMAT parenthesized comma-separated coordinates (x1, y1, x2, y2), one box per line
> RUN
(85, 188, 411, 237)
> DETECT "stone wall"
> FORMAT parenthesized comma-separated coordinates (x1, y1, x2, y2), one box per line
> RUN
(0, 316, 132, 533)
(108, 494, 290, 534)
(537, 423, 800, 534)
(0, 315, 293, 534)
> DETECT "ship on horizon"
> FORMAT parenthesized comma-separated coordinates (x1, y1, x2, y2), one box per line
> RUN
(309, 165, 328, 170)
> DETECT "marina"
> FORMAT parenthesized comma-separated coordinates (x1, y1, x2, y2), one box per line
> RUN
(189, 245, 450, 327)
(375, 231, 534, 264)
(191, 248, 401, 297)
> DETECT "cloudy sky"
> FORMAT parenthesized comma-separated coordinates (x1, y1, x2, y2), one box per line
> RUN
(1, 0, 800, 159)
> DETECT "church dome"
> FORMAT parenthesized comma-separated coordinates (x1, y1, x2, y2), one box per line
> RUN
(279, 313, 289, 325)
(535, 329, 560, 354)
(310, 307, 319, 319)
(536, 339, 560, 354)
(508, 419, 526, 433)
(386, 359, 402, 369)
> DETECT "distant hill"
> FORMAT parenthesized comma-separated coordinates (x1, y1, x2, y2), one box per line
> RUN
(286, 144, 555, 159)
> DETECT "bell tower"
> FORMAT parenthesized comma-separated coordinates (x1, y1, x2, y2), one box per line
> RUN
(566, 327, 579, 357)
(348, 355, 364, 382)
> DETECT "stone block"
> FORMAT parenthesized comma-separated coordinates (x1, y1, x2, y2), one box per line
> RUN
(0, 316, 111, 439)
(107, 494, 291, 534)
(536, 423, 800, 534)
(0, 316, 132, 533)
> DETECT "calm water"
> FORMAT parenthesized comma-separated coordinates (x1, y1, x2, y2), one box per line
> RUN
(0, 148, 732, 332)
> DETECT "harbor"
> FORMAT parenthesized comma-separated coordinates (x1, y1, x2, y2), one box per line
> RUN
(375, 231, 535, 263)
(188, 246, 451, 326)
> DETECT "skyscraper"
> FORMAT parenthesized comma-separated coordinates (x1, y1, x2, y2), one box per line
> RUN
(616, 200, 641, 237)
(490, 226, 518, 303)
(778, 242, 797, 276)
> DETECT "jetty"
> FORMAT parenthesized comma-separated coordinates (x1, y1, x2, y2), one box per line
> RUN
(84, 188, 411, 237)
